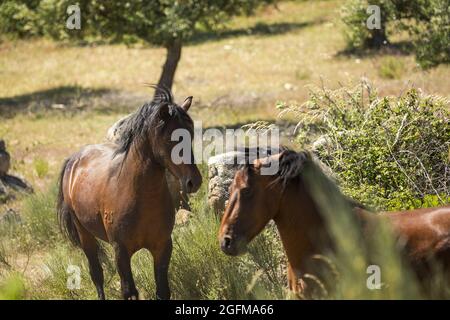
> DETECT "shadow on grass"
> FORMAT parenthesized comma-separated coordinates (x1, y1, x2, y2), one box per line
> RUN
(188, 20, 323, 45)
(0, 86, 146, 118)
(335, 40, 415, 58)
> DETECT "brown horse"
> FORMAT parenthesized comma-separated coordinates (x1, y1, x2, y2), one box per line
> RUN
(218, 148, 450, 295)
(57, 89, 202, 300)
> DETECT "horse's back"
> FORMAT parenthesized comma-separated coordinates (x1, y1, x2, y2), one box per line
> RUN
(64, 143, 119, 194)
(384, 206, 450, 262)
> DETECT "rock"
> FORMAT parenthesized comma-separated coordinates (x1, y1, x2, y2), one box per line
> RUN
(1, 173, 33, 193)
(175, 209, 192, 226)
(0, 208, 21, 225)
(0, 140, 11, 177)
(0, 179, 9, 200)
(106, 115, 190, 210)
(310, 136, 337, 181)
(0, 140, 33, 203)
(207, 151, 244, 214)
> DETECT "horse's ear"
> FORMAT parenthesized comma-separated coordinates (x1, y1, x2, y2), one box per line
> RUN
(253, 153, 282, 170)
(181, 96, 193, 111)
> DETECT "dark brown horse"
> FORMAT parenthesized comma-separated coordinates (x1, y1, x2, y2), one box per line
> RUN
(218, 148, 450, 295)
(57, 89, 202, 300)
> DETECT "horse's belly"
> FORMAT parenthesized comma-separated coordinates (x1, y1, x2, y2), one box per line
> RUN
(68, 153, 112, 242)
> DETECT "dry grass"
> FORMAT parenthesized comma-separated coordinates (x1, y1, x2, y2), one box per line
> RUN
(1, 1, 448, 105)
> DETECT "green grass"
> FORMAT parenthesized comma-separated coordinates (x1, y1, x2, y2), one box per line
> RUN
(379, 57, 406, 79)
(33, 158, 49, 179)
(0, 274, 26, 300)
(21, 184, 60, 246)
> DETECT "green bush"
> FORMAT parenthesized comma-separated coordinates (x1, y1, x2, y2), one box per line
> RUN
(410, 1, 450, 68)
(0, 0, 276, 44)
(341, 0, 450, 68)
(341, 0, 397, 49)
(0, 1, 39, 38)
(280, 81, 450, 210)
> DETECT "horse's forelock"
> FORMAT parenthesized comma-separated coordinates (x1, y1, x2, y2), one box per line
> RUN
(273, 149, 312, 188)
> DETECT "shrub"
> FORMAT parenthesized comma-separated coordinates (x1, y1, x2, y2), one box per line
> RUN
(280, 80, 450, 210)
(410, 1, 450, 68)
(0, 1, 39, 38)
(341, 0, 398, 49)
(341, 0, 450, 68)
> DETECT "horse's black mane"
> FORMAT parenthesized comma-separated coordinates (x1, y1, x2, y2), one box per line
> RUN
(244, 147, 368, 210)
(274, 148, 312, 188)
(242, 146, 312, 187)
(114, 86, 192, 160)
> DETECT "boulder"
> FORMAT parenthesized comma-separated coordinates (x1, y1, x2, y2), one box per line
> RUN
(175, 209, 192, 226)
(0, 140, 10, 177)
(0, 140, 33, 203)
(0, 179, 8, 200)
(207, 151, 244, 214)
(106, 115, 190, 210)
(0, 208, 21, 226)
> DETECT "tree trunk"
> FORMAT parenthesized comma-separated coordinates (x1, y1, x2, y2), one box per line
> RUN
(369, 28, 389, 49)
(155, 38, 182, 97)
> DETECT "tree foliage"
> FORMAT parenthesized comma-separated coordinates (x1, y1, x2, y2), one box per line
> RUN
(0, 0, 275, 90)
(341, 0, 450, 68)
(0, 0, 275, 45)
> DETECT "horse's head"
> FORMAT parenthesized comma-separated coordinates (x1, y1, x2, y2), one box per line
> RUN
(218, 153, 284, 256)
(115, 89, 202, 194)
(152, 95, 202, 194)
(218, 150, 314, 255)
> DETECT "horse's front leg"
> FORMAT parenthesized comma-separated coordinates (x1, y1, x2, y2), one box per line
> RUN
(151, 238, 172, 300)
(114, 243, 139, 300)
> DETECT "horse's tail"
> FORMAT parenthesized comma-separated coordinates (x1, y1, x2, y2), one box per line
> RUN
(56, 157, 81, 247)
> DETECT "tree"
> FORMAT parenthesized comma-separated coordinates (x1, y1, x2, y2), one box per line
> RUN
(0, 0, 276, 94)
(341, 0, 449, 68)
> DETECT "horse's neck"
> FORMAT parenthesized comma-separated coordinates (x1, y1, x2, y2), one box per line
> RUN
(119, 140, 166, 187)
(273, 182, 327, 269)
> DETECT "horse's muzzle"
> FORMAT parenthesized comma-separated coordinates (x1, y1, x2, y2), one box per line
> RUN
(184, 172, 202, 193)
(220, 234, 246, 256)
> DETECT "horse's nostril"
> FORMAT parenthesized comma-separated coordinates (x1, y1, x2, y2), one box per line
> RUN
(186, 180, 193, 191)
(223, 235, 232, 248)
